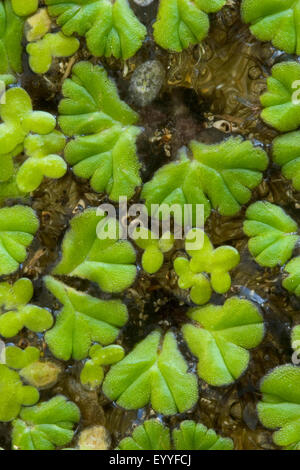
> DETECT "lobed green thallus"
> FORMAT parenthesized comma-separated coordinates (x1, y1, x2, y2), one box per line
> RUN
(117, 419, 233, 451)
(241, 0, 300, 56)
(0, 0, 24, 84)
(0, 86, 67, 197)
(58, 61, 141, 201)
(153, 0, 226, 52)
(142, 137, 268, 223)
(182, 297, 264, 386)
(257, 365, 300, 450)
(45, 0, 146, 60)
(260, 61, 300, 132)
(174, 229, 240, 305)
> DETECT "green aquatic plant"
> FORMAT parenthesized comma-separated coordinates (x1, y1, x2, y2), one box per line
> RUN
(273, 131, 300, 191)
(283, 257, 300, 297)
(52, 210, 137, 293)
(27, 32, 80, 74)
(0, 87, 57, 182)
(173, 420, 234, 450)
(257, 365, 300, 450)
(142, 137, 268, 223)
(80, 344, 125, 389)
(5, 345, 61, 389)
(58, 61, 141, 200)
(0, 0, 24, 83)
(11, 395, 80, 450)
(0, 206, 40, 276)
(0, 364, 39, 422)
(134, 228, 174, 274)
(12, 0, 38, 16)
(153, 0, 226, 52)
(16, 132, 67, 193)
(103, 330, 198, 416)
(243, 201, 299, 268)
(241, 0, 300, 55)
(174, 229, 240, 305)
(45, 0, 146, 60)
(117, 420, 171, 450)
(260, 61, 300, 132)
(117, 419, 233, 450)
(182, 297, 264, 386)
(44, 276, 128, 360)
(0, 278, 53, 338)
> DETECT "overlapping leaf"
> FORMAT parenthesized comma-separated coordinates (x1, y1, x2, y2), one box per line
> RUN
(0, 206, 40, 276)
(45, 0, 146, 60)
(6, 345, 61, 389)
(45, 276, 128, 360)
(241, 0, 300, 55)
(153, 0, 226, 52)
(182, 297, 264, 386)
(58, 61, 141, 200)
(27, 32, 79, 74)
(142, 137, 268, 223)
(80, 344, 125, 389)
(11, 0, 38, 16)
(102, 330, 198, 415)
(243, 201, 299, 268)
(11, 395, 80, 450)
(283, 257, 300, 296)
(174, 229, 240, 305)
(260, 61, 300, 132)
(52, 210, 137, 293)
(0, 0, 24, 83)
(0, 277, 53, 337)
(257, 365, 300, 450)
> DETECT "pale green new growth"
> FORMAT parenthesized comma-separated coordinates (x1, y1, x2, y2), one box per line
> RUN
(273, 131, 300, 191)
(182, 297, 264, 386)
(283, 257, 300, 297)
(46, 0, 146, 60)
(0, 364, 39, 422)
(241, 0, 300, 55)
(0, 0, 24, 83)
(173, 420, 234, 450)
(58, 61, 141, 200)
(5, 345, 60, 389)
(52, 210, 137, 293)
(12, 0, 38, 16)
(134, 227, 174, 274)
(0, 206, 40, 276)
(25, 8, 52, 42)
(260, 62, 300, 132)
(17, 132, 67, 193)
(12, 395, 80, 450)
(0, 278, 53, 337)
(80, 344, 125, 389)
(142, 137, 268, 223)
(117, 419, 233, 450)
(153, 0, 226, 52)
(27, 32, 79, 74)
(44, 276, 128, 360)
(257, 365, 300, 450)
(174, 229, 240, 305)
(103, 330, 198, 415)
(243, 201, 299, 267)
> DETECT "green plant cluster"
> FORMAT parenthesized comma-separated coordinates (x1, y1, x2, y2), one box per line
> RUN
(0, 0, 24, 84)
(58, 61, 142, 201)
(0, 86, 67, 199)
(174, 229, 240, 305)
(117, 419, 233, 450)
